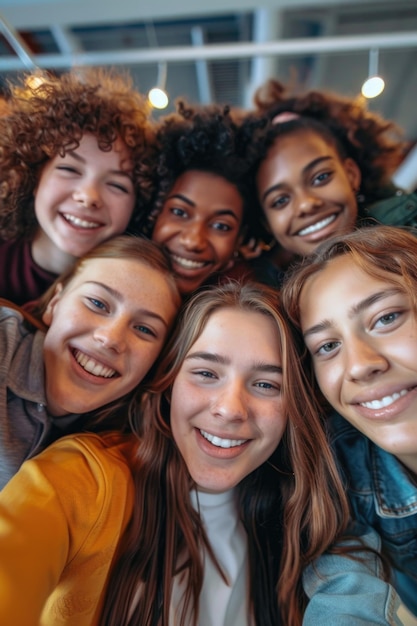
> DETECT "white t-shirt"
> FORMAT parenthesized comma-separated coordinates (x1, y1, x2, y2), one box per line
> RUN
(170, 488, 252, 625)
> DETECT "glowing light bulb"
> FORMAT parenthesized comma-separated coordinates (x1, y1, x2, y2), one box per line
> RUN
(361, 76, 385, 99)
(148, 87, 169, 109)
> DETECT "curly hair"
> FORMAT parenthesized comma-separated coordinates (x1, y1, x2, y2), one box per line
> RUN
(242, 78, 407, 208)
(0, 67, 157, 239)
(140, 100, 260, 242)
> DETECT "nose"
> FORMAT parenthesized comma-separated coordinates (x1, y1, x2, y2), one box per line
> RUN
(179, 222, 207, 252)
(73, 181, 102, 209)
(211, 380, 249, 422)
(295, 189, 323, 216)
(345, 336, 389, 382)
(93, 319, 127, 353)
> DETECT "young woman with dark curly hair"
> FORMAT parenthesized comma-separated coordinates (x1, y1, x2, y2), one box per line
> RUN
(0, 67, 156, 305)
(239, 79, 417, 286)
(141, 101, 259, 296)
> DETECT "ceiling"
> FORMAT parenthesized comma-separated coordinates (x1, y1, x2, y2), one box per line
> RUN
(0, 0, 416, 141)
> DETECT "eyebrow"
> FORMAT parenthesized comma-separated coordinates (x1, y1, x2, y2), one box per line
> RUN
(261, 156, 333, 203)
(303, 288, 403, 339)
(65, 150, 133, 178)
(185, 351, 282, 373)
(85, 281, 170, 326)
(166, 193, 240, 221)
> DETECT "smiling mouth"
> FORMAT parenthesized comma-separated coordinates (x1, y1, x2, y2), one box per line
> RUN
(170, 252, 209, 270)
(73, 349, 117, 378)
(200, 429, 247, 448)
(297, 213, 337, 236)
(359, 388, 411, 410)
(62, 213, 102, 229)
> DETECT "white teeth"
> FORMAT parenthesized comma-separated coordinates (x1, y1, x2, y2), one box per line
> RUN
(200, 429, 247, 449)
(298, 214, 337, 236)
(171, 253, 206, 269)
(360, 388, 409, 410)
(63, 213, 100, 229)
(74, 350, 116, 378)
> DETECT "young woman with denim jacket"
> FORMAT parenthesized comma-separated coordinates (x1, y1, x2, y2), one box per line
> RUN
(282, 225, 417, 617)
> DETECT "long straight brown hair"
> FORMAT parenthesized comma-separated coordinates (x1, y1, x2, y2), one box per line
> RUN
(101, 280, 350, 626)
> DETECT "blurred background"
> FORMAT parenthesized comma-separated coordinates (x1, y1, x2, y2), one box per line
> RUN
(0, 0, 416, 141)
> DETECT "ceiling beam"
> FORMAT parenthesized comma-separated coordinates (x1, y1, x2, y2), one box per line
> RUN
(0, 29, 416, 71)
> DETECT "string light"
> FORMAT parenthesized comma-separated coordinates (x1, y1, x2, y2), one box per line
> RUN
(148, 62, 169, 109)
(361, 48, 385, 99)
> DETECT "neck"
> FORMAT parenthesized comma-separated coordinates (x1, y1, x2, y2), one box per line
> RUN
(31, 230, 76, 274)
(397, 452, 417, 482)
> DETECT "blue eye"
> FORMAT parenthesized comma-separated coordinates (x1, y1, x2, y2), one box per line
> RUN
(374, 312, 399, 327)
(88, 298, 106, 310)
(317, 341, 340, 355)
(135, 325, 156, 337)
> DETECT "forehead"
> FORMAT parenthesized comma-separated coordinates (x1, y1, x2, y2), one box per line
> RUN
(69, 257, 171, 294)
(68, 133, 133, 167)
(168, 170, 243, 213)
(191, 307, 282, 355)
(268, 128, 338, 162)
(299, 256, 403, 323)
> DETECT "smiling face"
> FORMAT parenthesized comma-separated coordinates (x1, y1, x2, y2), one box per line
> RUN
(42, 257, 178, 417)
(170, 308, 286, 493)
(33, 133, 136, 273)
(256, 130, 360, 259)
(299, 256, 417, 474)
(151, 170, 244, 295)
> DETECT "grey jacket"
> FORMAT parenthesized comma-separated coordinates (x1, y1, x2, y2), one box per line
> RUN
(0, 307, 79, 488)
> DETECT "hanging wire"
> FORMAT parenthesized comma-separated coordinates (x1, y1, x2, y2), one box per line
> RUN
(145, 21, 169, 109)
(361, 48, 385, 98)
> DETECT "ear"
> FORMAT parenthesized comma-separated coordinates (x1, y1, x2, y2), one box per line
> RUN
(42, 283, 63, 326)
(238, 238, 264, 260)
(344, 157, 362, 192)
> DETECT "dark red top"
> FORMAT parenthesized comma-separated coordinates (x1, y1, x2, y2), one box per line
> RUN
(0, 238, 57, 305)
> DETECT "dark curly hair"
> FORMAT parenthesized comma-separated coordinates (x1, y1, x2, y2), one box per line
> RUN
(140, 100, 261, 243)
(242, 79, 407, 212)
(0, 67, 157, 240)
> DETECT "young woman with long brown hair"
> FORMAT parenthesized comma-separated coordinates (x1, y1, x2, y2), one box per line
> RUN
(282, 225, 417, 619)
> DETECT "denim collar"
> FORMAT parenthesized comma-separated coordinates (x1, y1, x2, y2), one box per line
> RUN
(371, 444, 417, 517)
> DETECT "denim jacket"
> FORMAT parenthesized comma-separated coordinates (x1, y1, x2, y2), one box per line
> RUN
(329, 413, 417, 616)
(303, 526, 402, 624)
